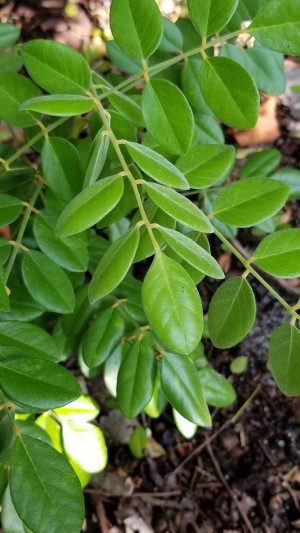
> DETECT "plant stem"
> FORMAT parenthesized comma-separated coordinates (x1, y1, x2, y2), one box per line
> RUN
(4, 180, 43, 284)
(213, 225, 299, 318)
(89, 86, 159, 250)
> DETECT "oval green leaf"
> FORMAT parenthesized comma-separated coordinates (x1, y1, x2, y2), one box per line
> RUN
(0, 356, 81, 411)
(0, 23, 20, 50)
(199, 57, 260, 129)
(144, 182, 212, 232)
(0, 194, 23, 226)
(212, 178, 290, 227)
(21, 95, 94, 116)
(56, 175, 124, 236)
(161, 352, 211, 426)
(110, 0, 163, 60)
(249, 0, 300, 55)
(10, 435, 84, 533)
(176, 145, 235, 188)
(0, 73, 42, 127)
(83, 129, 110, 187)
(117, 338, 157, 418)
(142, 251, 203, 354)
(198, 367, 236, 407)
(142, 79, 194, 155)
(253, 228, 300, 278)
(157, 226, 224, 279)
(0, 320, 60, 362)
(269, 324, 300, 396)
(240, 148, 281, 179)
(208, 276, 256, 348)
(187, 0, 239, 37)
(89, 225, 140, 303)
(62, 421, 107, 473)
(22, 250, 75, 314)
(126, 141, 189, 189)
(22, 40, 91, 94)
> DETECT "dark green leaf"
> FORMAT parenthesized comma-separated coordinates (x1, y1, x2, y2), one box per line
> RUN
(142, 251, 203, 354)
(208, 276, 256, 348)
(22, 250, 75, 314)
(177, 145, 235, 188)
(0, 194, 22, 226)
(42, 137, 83, 201)
(126, 141, 189, 189)
(0, 73, 41, 127)
(182, 58, 213, 115)
(2, 486, 34, 533)
(10, 435, 84, 533)
(240, 148, 281, 179)
(106, 40, 141, 74)
(110, 0, 163, 60)
(187, 0, 238, 37)
(157, 226, 224, 279)
(245, 45, 285, 95)
(0, 51, 23, 74)
(0, 357, 81, 410)
(0, 320, 60, 361)
(198, 368, 236, 407)
(161, 352, 211, 426)
(249, 0, 300, 55)
(271, 168, 300, 200)
(21, 95, 94, 116)
(142, 79, 194, 155)
(212, 178, 290, 227)
(200, 57, 259, 129)
(144, 182, 212, 232)
(89, 225, 140, 303)
(0, 23, 20, 50)
(269, 324, 300, 396)
(253, 229, 300, 278)
(56, 175, 124, 236)
(160, 18, 183, 53)
(117, 338, 157, 418)
(194, 112, 224, 145)
(82, 307, 125, 368)
(84, 129, 110, 187)
(22, 40, 91, 94)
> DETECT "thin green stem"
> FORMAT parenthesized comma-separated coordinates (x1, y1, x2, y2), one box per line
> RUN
(4, 180, 43, 284)
(89, 86, 159, 251)
(213, 224, 299, 318)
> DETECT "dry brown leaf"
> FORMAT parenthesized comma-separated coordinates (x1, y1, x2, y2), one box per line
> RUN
(232, 96, 281, 146)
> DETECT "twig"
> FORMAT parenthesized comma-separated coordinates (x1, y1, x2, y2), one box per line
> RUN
(206, 441, 255, 533)
(91, 495, 110, 533)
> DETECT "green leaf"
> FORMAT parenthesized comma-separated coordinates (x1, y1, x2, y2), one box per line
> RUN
(126, 141, 189, 189)
(181, 58, 213, 115)
(55, 395, 99, 422)
(129, 426, 148, 458)
(117, 338, 157, 418)
(240, 148, 281, 179)
(230, 355, 248, 375)
(161, 352, 211, 426)
(245, 45, 285, 95)
(176, 145, 235, 188)
(187, 0, 238, 37)
(56, 175, 124, 236)
(253, 229, 300, 278)
(106, 40, 141, 74)
(0, 194, 23, 226)
(199, 57, 259, 129)
(268, 324, 300, 396)
(107, 91, 144, 126)
(157, 226, 224, 279)
(33, 214, 89, 273)
(0, 269, 9, 313)
(142, 79, 194, 155)
(62, 421, 107, 473)
(82, 307, 125, 368)
(173, 409, 197, 439)
(42, 137, 83, 201)
(194, 112, 224, 145)
(10, 435, 84, 533)
(144, 182, 212, 232)
(208, 276, 256, 349)
(0, 23, 20, 50)
(142, 251, 203, 354)
(36, 413, 63, 453)
(198, 368, 236, 407)
(212, 178, 290, 227)
(89, 225, 140, 303)
(0, 320, 60, 362)
(0, 279, 44, 322)
(22, 39, 91, 94)
(110, 0, 163, 60)
(164, 231, 211, 285)
(22, 250, 75, 314)
(83, 129, 110, 187)
(249, 0, 300, 55)
(160, 18, 183, 53)
(0, 356, 81, 411)
(271, 168, 300, 200)
(21, 95, 94, 116)
(2, 486, 34, 533)
(0, 73, 42, 127)
(0, 50, 23, 74)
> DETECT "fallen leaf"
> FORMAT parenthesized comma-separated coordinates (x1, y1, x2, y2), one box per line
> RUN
(231, 96, 281, 146)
